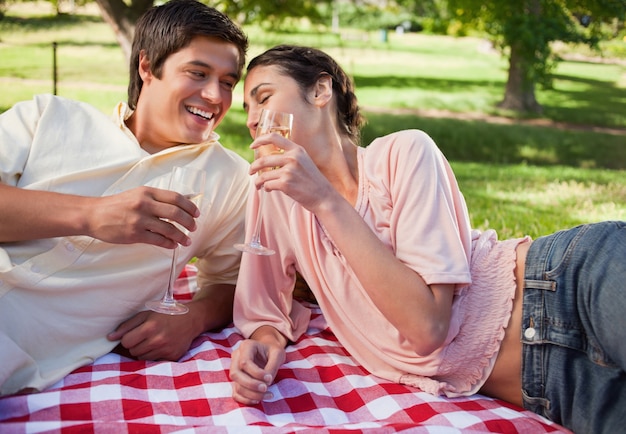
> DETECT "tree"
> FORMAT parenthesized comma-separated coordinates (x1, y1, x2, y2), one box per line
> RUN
(446, 0, 626, 112)
(92, 0, 331, 62)
(213, 0, 327, 27)
(94, 0, 153, 61)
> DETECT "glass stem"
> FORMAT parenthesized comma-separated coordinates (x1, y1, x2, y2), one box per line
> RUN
(162, 246, 179, 305)
(250, 189, 266, 245)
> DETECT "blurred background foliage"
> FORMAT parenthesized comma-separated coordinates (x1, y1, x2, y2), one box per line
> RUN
(1, 0, 623, 112)
(1, 0, 625, 237)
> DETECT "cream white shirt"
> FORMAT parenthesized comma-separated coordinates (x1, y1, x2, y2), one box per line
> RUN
(0, 94, 251, 395)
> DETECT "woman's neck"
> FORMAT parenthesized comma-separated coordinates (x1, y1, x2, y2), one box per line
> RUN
(318, 137, 359, 205)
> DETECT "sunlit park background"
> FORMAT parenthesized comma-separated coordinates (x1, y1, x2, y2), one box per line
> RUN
(1, 0, 625, 239)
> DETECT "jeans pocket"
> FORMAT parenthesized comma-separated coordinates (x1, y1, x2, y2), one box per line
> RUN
(522, 388, 551, 419)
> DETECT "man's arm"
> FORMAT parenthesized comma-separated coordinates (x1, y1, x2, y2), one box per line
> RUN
(0, 183, 199, 248)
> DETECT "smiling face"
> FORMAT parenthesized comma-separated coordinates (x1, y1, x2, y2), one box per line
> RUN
(243, 64, 313, 142)
(131, 35, 241, 154)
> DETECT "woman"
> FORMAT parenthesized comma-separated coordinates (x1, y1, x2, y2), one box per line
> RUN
(229, 45, 625, 434)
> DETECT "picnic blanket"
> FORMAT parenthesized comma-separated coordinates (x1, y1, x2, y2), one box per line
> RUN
(0, 265, 570, 433)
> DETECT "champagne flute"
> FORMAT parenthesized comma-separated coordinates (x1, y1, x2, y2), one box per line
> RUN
(146, 166, 206, 315)
(234, 109, 293, 255)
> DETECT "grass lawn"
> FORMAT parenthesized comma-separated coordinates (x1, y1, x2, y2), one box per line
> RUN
(1, 2, 625, 238)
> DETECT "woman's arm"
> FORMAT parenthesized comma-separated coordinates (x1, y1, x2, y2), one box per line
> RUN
(252, 131, 466, 356)
(311, 187, 455, 355)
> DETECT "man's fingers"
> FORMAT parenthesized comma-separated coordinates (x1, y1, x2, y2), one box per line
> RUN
(107, 311, 149, 341)
(144, 217, 190, 247)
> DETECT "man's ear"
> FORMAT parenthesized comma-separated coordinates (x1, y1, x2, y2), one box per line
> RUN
(138, 50, 153, 83)
(313, 74, 333, 107)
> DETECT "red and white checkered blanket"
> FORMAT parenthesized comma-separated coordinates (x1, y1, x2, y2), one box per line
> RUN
(0, 266, 570, 433)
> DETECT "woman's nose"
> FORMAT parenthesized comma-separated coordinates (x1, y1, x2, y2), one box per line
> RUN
(246, 110, 259, 138)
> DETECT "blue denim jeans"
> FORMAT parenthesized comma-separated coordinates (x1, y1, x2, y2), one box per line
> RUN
(521, 221, 626, 434)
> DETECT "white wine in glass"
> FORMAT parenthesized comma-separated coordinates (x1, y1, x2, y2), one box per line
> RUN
(146, 166, 206, 315)
(234, 109, 293, 255)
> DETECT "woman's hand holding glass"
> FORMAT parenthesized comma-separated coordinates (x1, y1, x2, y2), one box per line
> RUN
(235, 109, 293, 255)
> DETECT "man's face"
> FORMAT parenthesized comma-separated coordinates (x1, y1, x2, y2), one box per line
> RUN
(135, 36, 241, 153)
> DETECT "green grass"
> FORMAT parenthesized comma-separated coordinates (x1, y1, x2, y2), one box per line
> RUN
(1, 3, 625, 239)
(454, 163, 626, 239)
(0, 3, 127, 111)
(362, 113, 626, 170)
(221, 108, 626, 238)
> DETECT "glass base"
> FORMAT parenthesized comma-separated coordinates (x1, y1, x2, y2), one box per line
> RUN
(145, 300, 189, 315)
(234, 242, 275, 256)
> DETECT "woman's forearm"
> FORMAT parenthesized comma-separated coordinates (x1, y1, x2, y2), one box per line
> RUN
(312, 191, 454, 355)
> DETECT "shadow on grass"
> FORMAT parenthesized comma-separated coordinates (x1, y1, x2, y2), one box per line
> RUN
(0, 13, 119, 48)
(26, 40, 122, 49)
(353, 72, 626, 130)
(354, 75, 502, 92)
(362, 112, 626, 170)
(0, 13, 102, 31)
(540, 73, 626, 128)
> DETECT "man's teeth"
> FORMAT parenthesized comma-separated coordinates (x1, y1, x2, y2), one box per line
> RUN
(187, 106, 214, 120)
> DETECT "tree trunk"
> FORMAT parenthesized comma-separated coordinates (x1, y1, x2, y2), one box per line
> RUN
(94, 0, 153, 62)
(497, 44, 542, 113)
(498, 0, 543, 113)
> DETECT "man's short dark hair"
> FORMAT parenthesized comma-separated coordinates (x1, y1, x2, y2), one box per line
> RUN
(127, 0, 248, 109)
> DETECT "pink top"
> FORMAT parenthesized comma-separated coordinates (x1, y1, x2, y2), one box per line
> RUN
(234, 130, 528, 397)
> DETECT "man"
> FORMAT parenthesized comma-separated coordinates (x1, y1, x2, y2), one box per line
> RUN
(0, 0, 250, 396)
